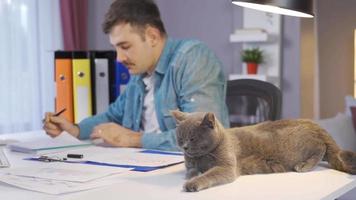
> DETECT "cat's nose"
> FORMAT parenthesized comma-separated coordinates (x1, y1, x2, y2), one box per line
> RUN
(182, 143, 188, 151)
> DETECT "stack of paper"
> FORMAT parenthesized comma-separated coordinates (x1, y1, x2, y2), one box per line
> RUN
(5, 163, 129, 182)
(2, 132, 184, 195)
(0, 163, 132, 194)
(7, 132, 91, 154)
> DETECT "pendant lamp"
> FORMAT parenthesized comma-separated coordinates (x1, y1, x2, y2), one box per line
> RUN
(232, 0, 314, 18)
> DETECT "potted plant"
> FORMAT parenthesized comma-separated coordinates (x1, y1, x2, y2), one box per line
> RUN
(241, 48, 263, 74)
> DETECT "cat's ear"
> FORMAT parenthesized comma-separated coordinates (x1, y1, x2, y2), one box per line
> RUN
(170, 110, 188, 124)
(201, 112, 216, 129)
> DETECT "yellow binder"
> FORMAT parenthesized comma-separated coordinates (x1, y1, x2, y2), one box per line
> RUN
(72, 52, 92, 123)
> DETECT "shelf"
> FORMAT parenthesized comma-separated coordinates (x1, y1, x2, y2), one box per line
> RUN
(229, 31, 268, 42)
(230, 9, 282, 87)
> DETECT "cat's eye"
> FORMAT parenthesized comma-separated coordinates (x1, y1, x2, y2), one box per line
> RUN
(178, 138, 183, 145)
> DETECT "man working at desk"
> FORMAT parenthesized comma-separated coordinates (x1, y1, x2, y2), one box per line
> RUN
(43, 0, 229, 151)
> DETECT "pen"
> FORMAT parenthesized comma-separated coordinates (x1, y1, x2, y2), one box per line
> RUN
(54, 108, 66, 117)
(38, 156, 67, 162)
(42, 108, 66, 123)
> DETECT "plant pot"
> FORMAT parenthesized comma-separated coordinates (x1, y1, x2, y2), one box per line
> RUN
(246, 62, 258, 74)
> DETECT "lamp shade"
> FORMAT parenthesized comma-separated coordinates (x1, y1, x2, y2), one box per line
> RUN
(232, 0, 314, 18)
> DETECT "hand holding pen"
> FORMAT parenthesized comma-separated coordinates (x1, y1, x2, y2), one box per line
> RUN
(42, 108, 80, 138)
(42, 108, 66, 123)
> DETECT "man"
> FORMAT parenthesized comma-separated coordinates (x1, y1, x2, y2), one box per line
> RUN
(43, 0, 229, 151)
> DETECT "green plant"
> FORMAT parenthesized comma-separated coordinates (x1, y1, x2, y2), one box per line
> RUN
(241, 48, 263, 64)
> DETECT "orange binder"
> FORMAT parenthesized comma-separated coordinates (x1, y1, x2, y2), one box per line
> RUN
(54, 51, 74, 123)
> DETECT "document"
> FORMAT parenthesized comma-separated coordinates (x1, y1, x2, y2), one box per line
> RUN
(46, 147, 184, 168)
(8, 131, 91, 154)
(0, 172, 128, 195)
(2, 162, 132, 182)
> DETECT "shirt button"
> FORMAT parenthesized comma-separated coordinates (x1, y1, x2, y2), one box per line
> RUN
(190, 98, 195, 102)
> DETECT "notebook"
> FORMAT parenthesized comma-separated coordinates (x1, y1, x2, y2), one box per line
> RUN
(8, 132, 91, 154)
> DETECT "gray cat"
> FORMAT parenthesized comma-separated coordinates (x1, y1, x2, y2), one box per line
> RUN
(171, 110, 356, 192)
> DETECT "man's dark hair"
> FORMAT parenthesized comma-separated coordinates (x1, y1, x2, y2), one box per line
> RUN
(102, 0, 166, 36)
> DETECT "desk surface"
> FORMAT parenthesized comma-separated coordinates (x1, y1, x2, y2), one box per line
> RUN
(1, 132, 356, 200)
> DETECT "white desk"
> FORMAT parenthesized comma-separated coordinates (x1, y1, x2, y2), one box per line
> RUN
(1, 132, 356, 200)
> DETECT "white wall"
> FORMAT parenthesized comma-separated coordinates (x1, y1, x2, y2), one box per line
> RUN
(87, 0, 113, 50)
(281, 17, 301, 118)
(87, 0, 302, 119)
(317, 0, 356, 118)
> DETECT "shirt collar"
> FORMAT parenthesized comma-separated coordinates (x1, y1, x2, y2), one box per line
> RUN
(154, 37, 174, 75)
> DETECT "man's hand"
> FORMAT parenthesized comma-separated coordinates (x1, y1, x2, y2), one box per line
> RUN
(90, 123, 142, 148)
(42, 112, 80, 138)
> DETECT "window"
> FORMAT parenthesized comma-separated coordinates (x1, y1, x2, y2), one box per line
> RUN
(0, 0, 63, 134)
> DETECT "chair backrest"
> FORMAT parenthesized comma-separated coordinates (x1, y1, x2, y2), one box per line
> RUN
(226, 79, 282, 127)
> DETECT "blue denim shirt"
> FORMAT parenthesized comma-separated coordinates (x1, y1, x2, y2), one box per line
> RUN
(78, 38, 229, 151)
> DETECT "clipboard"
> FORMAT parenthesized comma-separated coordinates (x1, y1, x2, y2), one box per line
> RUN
(26, 149, 183, 172)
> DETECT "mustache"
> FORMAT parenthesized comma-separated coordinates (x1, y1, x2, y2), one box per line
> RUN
(122, 61, 134, 67)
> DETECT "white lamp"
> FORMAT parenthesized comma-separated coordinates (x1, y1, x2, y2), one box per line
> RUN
(232, 0, 314, 18)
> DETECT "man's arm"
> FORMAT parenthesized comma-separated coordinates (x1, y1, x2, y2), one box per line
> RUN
(90, 122, 143, 148)
(77, 89, 127, 139)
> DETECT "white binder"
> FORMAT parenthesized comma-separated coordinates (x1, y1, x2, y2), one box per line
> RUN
(94, 58, 110, 114)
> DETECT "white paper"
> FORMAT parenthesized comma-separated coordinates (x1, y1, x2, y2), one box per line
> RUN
(0, 148, 10, 168)
(8, 132, 91, 154)
(47, 147, 184, 167)
(3, 162, 132, 182)
(0, 173, 128, 195)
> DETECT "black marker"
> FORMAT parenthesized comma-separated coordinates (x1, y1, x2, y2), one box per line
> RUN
(67, 154, 83, 159)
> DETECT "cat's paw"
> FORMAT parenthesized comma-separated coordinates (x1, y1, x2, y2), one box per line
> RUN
(185, 169, 199, 179)
(294, 162, 314, 172)
(183, 179, 203, 192)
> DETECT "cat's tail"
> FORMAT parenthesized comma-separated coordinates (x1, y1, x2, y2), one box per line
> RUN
(321, 130, 356, 174)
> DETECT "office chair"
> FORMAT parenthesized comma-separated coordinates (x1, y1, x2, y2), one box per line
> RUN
(226, 79, 282, 127)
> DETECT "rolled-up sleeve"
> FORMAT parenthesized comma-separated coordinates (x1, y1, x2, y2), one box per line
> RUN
(77, 90, 127, 139)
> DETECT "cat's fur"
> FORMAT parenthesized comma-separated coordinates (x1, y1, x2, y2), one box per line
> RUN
(171, 110, 356, 192)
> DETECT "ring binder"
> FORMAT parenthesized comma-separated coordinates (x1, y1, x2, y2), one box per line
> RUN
(72, 51, 93, 123)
